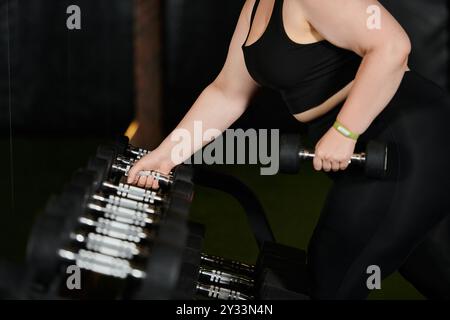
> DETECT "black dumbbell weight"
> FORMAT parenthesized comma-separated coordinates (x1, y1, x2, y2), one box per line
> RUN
(26, 197, 83, 289)
(130, 241, 186, 300)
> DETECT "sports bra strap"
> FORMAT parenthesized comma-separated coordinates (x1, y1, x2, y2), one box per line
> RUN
(244, 0, 260, 45)
(250, 0, 260, 26)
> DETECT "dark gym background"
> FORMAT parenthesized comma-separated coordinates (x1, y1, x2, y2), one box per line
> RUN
(0, 0, 448, 299)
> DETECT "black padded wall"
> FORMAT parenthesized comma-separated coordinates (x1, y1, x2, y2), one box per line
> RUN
(0, 0, 134, 136)
(380, 0, 449, 91)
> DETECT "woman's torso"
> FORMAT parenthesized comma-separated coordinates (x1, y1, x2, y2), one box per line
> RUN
(242, 0, 362, 122)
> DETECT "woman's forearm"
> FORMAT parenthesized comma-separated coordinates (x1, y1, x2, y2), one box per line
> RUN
(156, 82, 250, 165)
(337, 44, 410, 135)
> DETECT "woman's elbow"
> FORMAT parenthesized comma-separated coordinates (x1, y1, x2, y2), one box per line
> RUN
(385, 35, 411, 67)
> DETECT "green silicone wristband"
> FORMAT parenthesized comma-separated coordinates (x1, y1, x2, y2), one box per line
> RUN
(333, 120, 360, 141)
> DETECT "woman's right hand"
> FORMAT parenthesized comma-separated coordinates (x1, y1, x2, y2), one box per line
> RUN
(126, 148, 176, 189)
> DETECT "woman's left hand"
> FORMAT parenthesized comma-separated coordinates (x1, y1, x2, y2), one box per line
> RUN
(314, 127, 357, 172)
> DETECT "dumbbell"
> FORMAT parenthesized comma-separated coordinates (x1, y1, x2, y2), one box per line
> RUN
(27, 194, 188, 286)
(37, 193, 154, 258)
(96, 144, 194, 187)
(86, 157, 164, 203)
(60, 233, 188, 300)
(95, 143, 195, 193)
(29, 183, 187, 262)
(95, 145, 171, 186)
(200, 254, 255, 278)
(279, 134, 388, 178)
(69, 170, 160, 218)
(84, 160, 193, 220)
(60, 186, 189, 248)
(174, 222, 256, 300)
(197, 266, 254, 291)
(89, 154, 194, 204)
(175, 261, 254, 300)
(181, 222, 255, 278)
(177, 254, 255, 300)
(62, 187, 158, 236)
(87, 158, 193, 210)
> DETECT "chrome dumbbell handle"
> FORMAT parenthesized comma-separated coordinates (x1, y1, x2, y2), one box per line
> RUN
(298, 149, 366, 164)
(199, 267, 254, 289)
(79, 216, 147, 243)
(87, 203, 155, 227)
(196, 283, 252, 300)
(59, 249, 146, 279)
(200, 254, 255, 276)
(116, 156, 136, 166)
(112, 164, 132, 175)
(128, 146, 149, 158)
(102, 182, 163, 203)
(92, 194, 155, 215)
(70, 232, 141, 260)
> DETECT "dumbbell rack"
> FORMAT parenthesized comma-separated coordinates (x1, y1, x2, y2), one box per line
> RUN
(1, 137, 311, 300)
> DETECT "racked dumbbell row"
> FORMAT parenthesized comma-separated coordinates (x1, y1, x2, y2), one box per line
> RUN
(26, 136, 259, 300)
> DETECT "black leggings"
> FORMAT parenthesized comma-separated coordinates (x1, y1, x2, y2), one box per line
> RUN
(306, 70, 450, 299)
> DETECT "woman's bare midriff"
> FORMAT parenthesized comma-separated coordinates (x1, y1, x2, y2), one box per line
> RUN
(293, 81, 354, 123)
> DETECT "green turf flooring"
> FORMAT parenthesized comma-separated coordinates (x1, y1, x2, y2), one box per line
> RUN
(0, 138, 423, 299)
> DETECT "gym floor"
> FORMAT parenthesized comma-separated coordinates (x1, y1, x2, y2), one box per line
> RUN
(0, 137, 423, 300)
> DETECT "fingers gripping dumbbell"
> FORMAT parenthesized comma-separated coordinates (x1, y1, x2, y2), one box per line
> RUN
(96, 143, 194, 184)
(279, 134, 388, 178)
(91, 152, 193, 201)
(80, 163, 193, 224)
(87, 158, 164, 203)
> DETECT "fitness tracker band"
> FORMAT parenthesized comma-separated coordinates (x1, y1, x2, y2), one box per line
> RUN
(333, 120, 360, 141)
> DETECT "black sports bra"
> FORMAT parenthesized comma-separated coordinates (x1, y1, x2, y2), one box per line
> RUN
(242, 0, 362, 115)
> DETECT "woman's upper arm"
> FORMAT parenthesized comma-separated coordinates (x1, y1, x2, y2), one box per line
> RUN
(213, 0, 259, 104)
(298, 0, 411, 56)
